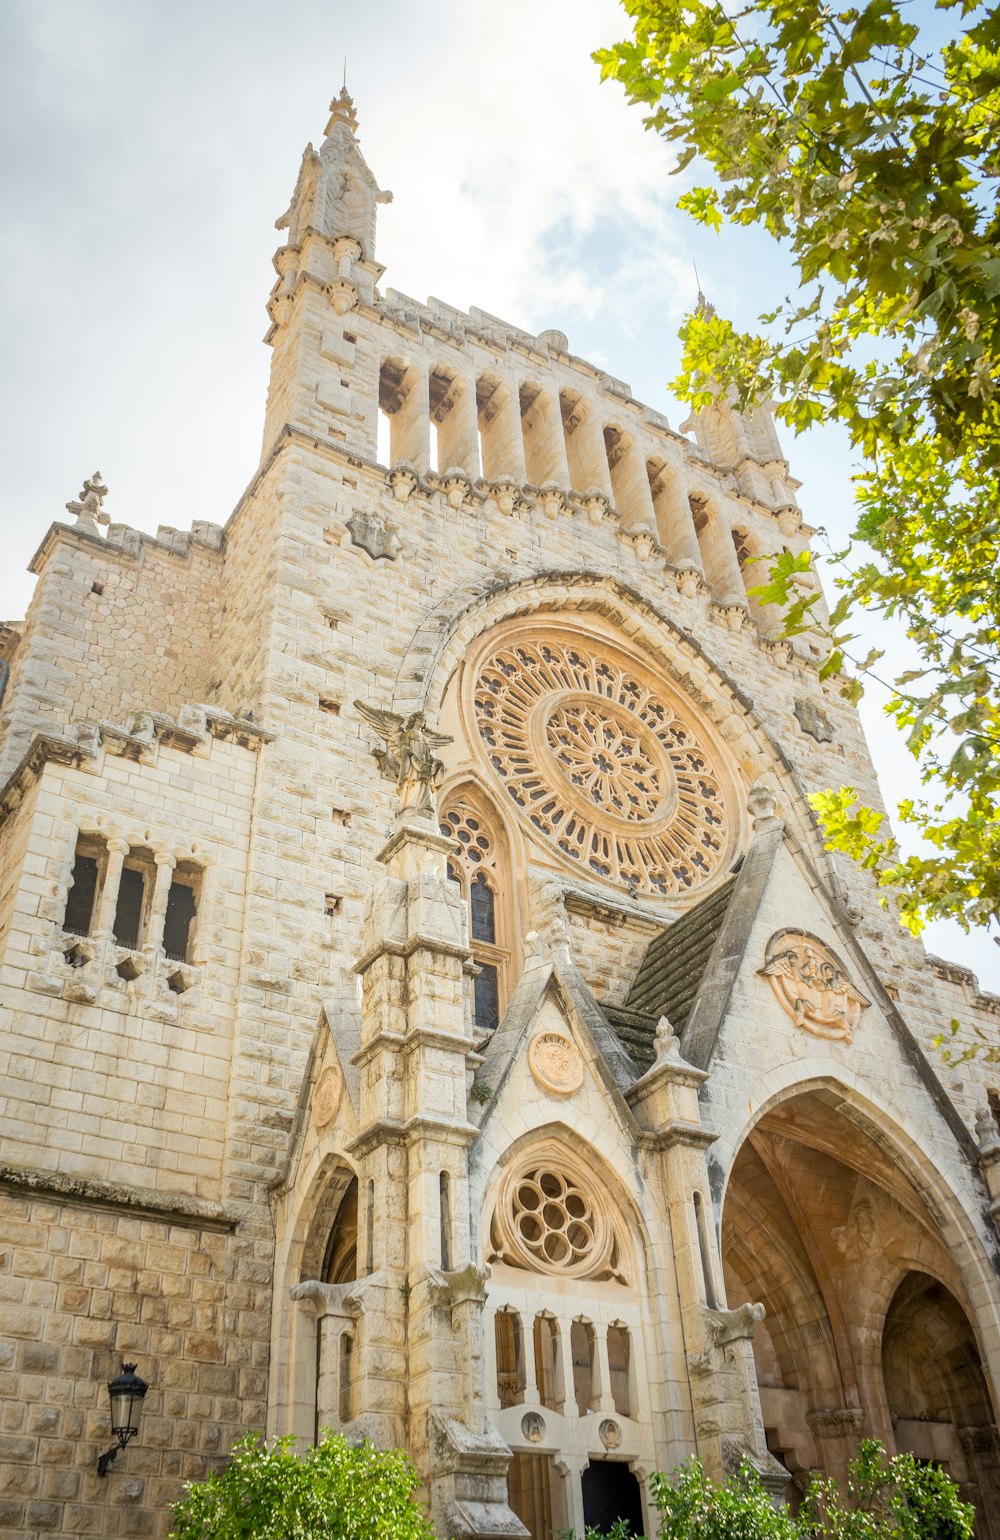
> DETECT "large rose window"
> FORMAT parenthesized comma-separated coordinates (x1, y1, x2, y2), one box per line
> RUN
(470, 627, 737, 896)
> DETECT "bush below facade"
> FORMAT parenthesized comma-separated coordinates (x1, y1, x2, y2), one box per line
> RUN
(168, 1430, 435, 1540)
(566, 1440, 973, 1539)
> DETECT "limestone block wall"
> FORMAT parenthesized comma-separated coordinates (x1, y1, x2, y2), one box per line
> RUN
(915, 959, 1000, 1132)
(0, 724, 259, 1201)
(0, 522, 223, 781)
(0, 1191, 270, 1540)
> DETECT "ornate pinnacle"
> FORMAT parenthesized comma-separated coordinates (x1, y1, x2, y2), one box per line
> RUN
(65, 471, 109, 533)
(324, 86, 359, 138)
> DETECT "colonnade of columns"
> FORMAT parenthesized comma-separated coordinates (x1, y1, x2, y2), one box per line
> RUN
(485, 1303, 639, 1422)
(379, 357, 733, 576)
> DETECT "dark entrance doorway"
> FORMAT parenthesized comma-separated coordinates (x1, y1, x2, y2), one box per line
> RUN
(581, 1461, 644, 1536)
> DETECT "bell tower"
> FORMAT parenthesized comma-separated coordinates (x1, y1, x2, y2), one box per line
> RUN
(261, 89, 392, 462)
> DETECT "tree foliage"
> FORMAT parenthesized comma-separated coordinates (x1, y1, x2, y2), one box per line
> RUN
(168, 1431, 435, 1540)
(651, 1442, 973, 1539)
(596, 0, 1000, 938)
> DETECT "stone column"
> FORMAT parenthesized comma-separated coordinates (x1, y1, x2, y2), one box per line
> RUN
(93, 837, 129, 941)
(608, 434, 658, 535)
(522, 387, 571, 488)
(350, 809, 525, 1539)
(523, 1313, 540, 1404)
(392, 363, 431, 474)
(591, 1321, 616, 1413)
(705, 506, 747, 607)
(145, 852, 176, 955)
(650, 466, 704, 574)
(480, 381, 527, 483)
(437, 377, 481, 478)
(565, 400, 613, 499)
(627, 1026, 784, 1494)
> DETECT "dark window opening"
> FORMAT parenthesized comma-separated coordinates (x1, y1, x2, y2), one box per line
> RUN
(439, 1171, 452, 1270)
(113, 865, 147, 951)
(581, 1462, 644, 1538)
(470, 871, 497, 943)
(474, 962, 500, 1032)
(163, 880, 197, 962)
(64, 853, 100, 937)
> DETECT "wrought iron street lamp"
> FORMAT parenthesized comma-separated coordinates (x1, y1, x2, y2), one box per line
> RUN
(97, 1362, 148, 1477)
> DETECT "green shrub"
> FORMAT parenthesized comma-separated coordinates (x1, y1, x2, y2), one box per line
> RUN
(652, 1442, 973, 1540)
(169, 1430, 435, 1540)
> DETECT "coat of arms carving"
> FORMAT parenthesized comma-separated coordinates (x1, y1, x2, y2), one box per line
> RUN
(759, 930, 869, 1043)
(346, 509, 400, 560)
(793, 698, 834, 743)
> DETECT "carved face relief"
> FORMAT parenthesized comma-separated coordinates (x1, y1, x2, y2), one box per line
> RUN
(527, 1031, 584, 1096)
(469, 626, 738, 897)
(760, 931, 869, 1043)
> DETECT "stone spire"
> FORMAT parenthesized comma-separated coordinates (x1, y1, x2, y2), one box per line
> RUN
(275, 88, 392, 261)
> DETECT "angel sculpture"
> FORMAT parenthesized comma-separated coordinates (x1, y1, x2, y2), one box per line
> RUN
(354, 702, 452, 816)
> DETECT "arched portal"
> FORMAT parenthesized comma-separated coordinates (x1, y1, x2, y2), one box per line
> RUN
(883, 1272, 1000, 1529)
(721, 1091, 999, 1524)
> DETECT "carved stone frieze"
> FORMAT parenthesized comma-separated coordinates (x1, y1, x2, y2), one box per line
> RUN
(760, 930, 870, 1044)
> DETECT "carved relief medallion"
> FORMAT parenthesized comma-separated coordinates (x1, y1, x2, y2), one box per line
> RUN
(521, 1411, 546, 1443)
(599, 1418, 622, 1450)
(760, 931, 869, 1044)
(528, 1031, 584, 1096)
(469, 625, 738, 897)
(313, 1064, 344, 1128)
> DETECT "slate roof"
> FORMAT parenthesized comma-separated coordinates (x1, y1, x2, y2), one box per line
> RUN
(603, 875, 738, 1068)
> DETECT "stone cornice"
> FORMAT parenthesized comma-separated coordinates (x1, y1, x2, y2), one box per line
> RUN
(0, 1161, 237, 1232)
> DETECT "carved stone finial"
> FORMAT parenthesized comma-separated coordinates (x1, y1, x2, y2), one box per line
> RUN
(524, 930, 545, 964)
(652, 1015, 682, 1065)
(746, 778, 778, 831)
(549, 912, 571, 964)
(66, 471, 109, 533)
(354, 700, 452, 818)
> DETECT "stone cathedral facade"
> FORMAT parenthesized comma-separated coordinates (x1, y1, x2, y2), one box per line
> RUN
(2, 89, 1000, 1540)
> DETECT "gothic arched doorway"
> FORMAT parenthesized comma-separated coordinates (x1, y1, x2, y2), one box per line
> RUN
(721, 1089, 998, 1523)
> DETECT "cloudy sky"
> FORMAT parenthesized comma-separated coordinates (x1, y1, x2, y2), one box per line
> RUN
(1, 0, 994, 987)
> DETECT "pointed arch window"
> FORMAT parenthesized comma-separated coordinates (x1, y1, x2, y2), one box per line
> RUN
(440, 795, 511, 1032)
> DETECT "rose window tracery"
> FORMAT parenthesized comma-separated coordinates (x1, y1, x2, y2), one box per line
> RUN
(490, 1159, 626, 1282)
(471, 631, 736, 896)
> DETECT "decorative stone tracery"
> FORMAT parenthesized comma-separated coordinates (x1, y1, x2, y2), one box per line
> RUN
(468, 625, 737, 897)
(489, 1156, 626, 1282)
